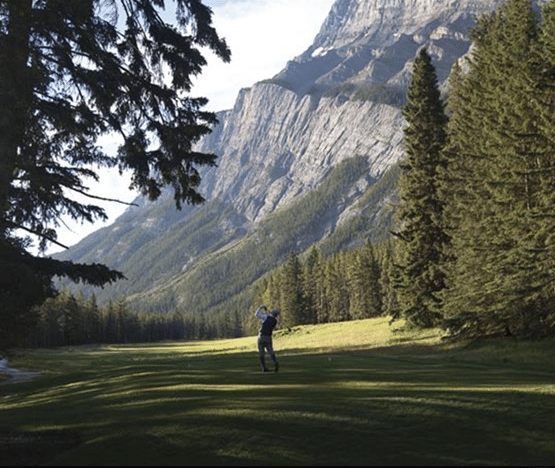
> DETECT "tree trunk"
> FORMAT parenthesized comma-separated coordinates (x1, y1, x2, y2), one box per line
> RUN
(0, 0, 33, 235)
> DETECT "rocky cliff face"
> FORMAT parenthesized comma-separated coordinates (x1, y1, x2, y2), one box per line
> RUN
(58, 0, 506, 314)
(287, 0, 494, 89)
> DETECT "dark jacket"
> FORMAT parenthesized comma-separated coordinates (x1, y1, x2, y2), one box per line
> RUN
(259, 314, 277, 337)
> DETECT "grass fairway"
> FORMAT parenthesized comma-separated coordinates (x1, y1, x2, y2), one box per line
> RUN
(1, 317, 555, 466)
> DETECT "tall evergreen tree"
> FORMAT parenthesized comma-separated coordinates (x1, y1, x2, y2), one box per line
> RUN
(325, 253, 350, 323)
(347, 241, 382, 319)
(377, 241, 399, 319)
(0, 0, 230, 345)
(314, 252, 330, 324)
(302, 246, 321, 324)
(280, 252, 304, 327)
(393, 47, 448, 328)
(441, 0, 555, 337)
(438, 11, 504, 330)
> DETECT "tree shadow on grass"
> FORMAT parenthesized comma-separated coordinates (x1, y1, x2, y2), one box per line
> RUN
(2, 346, 555, 465)
(0, 429, 81, 466)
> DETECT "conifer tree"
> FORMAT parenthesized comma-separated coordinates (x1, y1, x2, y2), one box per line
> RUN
(393, 48, 448, 328)
(0, 0, 230, 345)
(280, 252, 304, 327)
(325, 253, 350, 323)
(315, 253, 331, 324)
(322, 258, 338, 323)
(438, 11, 504, 330)
(363, 241, 383, 318)
(302, 246, 321, 324)
(441, 0, 555, 337)
(377, 242, 399, 319)
(84, 293, 101, 344)
(347, 241, 382, 319)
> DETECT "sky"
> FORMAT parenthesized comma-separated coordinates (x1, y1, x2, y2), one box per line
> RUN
(193, 0, 335, 112)
(45, 0, 336, 255)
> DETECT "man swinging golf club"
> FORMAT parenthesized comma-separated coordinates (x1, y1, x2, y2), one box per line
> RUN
(254, 304, 280, 372)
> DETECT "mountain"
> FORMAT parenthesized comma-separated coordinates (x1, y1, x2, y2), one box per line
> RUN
(56, 0, 505, 317)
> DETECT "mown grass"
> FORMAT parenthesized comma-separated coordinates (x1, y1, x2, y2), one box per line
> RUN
(1, 317, 555, 466)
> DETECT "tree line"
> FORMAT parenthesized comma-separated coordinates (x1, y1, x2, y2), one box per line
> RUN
(393, 0, 555, 340)
(22, 239, 395, 348)
(249, 241, 396, 332)
(24, 290, 245, 348)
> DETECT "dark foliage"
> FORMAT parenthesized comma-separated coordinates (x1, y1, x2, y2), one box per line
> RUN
(0, 0, 229, 346)
(393, 48, 448, 328)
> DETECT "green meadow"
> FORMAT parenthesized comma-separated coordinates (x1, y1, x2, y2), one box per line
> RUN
(1, 317, 555, 466)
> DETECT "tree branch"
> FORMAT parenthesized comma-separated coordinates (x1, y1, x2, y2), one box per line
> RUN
(70, 187, 138, 207)
(5, 220, 69, 250)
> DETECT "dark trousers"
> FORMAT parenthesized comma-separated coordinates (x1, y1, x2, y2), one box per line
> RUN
(257, 334, 278, 369)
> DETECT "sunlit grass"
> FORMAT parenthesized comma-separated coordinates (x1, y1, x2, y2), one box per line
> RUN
(273, 316, 443, 352)
(1, 317, 555, 466)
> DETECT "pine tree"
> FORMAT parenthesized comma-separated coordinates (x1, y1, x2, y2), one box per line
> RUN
(441, 0, 555, 337)
(302, 246, 321, 324)
(393, 48, 448, 328)
(363, 241, 383, 318)
(377, 241, 399, 319)
(438, 12, 504, 329)
(280, 252, 304, 327)
(0, 0, 230, 345)
(325, 253, 350, 323)
(347, 241, 382, 319)
(85, 293, 101, 344)
(346, 249, 364, 320)
(314, 252, 330, 324)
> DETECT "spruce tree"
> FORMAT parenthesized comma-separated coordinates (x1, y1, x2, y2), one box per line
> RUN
(362, 241, 383, 318)
(438, 10, 506, 330)
(377, 241, 399, 319)
(328, 253, 350, 323)
(393, 48, 448, 328)
(302, 246, 321, 324)
(280, 252, 304, 327)
(0, 0, 230, 345)
(315, 253, 331, 324)
(441, 0, 555, 337)
(347, 241, 382, 319)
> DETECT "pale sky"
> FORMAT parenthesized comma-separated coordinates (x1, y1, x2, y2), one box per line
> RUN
(44, 0, 336, 255)
(195, 0, 335, 111)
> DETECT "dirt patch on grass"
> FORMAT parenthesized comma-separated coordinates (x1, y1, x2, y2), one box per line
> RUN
(0, 358, 41, 386)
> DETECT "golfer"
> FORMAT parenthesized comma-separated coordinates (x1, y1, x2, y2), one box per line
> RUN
(254, 304, 280, 372)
